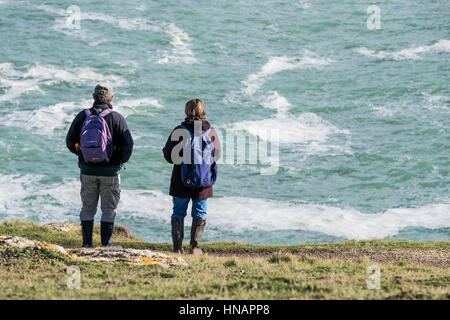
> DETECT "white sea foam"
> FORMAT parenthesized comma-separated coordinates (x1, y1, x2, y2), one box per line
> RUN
(222, 54, 349, 159)
(206, 197, 450, 240)
(115, 98, 164, 118)
(224, 91, 349, 149)
(297, 0, 311, 10)
(51, 18, 90, 40)
(0, 78, 42, 103)
(0, 64, 41, 102)
(0, 175, 81, 222)
(37, 4, 159, 32)
(0, 174, 169, 224)
(78, 14, 158, 31)
(1, 174, 448, 240)
(224, 112, 351, 157)
(132, 132, 165, 150)
(0, 100, 90, 136)
(418, 93, 450, 114)
(114, 60, 139, 69)
(125, 191, 450, 240)
(421, 92, 449, 106)
(242, 55, 331, 97)
(136, 4, 147, 12)
(371, 105, 396, 117)
(23, 65, 127, 86)
(261, 91, 292, 113)
(0, 97, 163, 136)
(221, 55, 348, 158)
(356, 39, 450, 60)
(226, 112, 339, 144)
(223, 54, 331, 108)
(0, 63, 21, 77)
(37, 4, 90, 39)
(37, 4, 159, 41)
(36, 4, 66, 15)
(37, 5, 195, 63)
(155, 23, 198, 64)
(371, 93, 450, 118)
(0, 63, 127, 103)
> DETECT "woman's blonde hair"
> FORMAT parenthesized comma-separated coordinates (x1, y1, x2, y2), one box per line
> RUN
(185, 98, 206, 119)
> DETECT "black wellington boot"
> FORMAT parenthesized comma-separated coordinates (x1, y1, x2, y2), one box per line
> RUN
(190, 219, 206, 255)
(81, 220, 94, 248)
(100, 221, 114, 247)
(171, 217, 184, 254)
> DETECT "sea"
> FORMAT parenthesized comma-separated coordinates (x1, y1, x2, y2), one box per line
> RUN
(0, 0, 449, 244)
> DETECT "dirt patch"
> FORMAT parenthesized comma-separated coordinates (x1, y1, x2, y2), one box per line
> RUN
(207, 248, 450, 268)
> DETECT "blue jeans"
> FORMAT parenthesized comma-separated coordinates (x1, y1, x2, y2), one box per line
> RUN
(172, 197, 207, 221)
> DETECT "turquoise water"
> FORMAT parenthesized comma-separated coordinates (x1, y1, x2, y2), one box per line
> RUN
(0, 0, 449, 244)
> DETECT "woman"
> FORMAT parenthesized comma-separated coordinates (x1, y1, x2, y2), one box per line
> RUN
(162, 98, 221, 254)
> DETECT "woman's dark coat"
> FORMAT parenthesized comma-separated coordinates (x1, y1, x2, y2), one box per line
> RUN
(163, 118, 221, 200)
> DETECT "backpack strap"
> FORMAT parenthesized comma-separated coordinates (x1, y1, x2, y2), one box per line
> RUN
(99, 109, 110, 117)
(179, 124, 194, 138)
(84, 109, 91, 117)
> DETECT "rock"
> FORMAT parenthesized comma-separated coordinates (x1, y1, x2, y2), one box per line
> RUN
(114, 225, 133, 238)
(37, 242, 71, 257)
(44, 222, 80, 233)
(71, 247, 188, 268)
(0, 235, 71, 257)
(0, 235, 187, 268)
(0, 236, 36, 249)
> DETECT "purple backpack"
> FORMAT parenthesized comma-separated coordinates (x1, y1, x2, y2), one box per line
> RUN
(180, 124, 217, 189)
(80, 109, 113, 163)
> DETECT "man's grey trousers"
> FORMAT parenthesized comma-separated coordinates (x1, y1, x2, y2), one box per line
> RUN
(80, 174, 120, 223)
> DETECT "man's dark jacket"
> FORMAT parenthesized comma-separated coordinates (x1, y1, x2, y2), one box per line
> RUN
(163, 118, 220, 200)
(66, 102, 134, 176)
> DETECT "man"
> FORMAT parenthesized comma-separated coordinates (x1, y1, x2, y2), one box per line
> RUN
(66, 83, 133, 247)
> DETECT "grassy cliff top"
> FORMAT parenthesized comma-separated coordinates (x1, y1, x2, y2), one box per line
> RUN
(0, 220, 449, 299)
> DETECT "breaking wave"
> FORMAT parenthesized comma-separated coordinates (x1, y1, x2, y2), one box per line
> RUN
(241, 55, 331, 97)
(356, 39, 450, 60)
(154, 23, 198, 64)
(36, 4, 196, 63)
(0, 97, 164, 136)
(0, 174, 448, 240)
(0, 63, 127, 103)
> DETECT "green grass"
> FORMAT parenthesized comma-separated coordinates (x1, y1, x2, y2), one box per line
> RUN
(0, 220, 449, 299)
